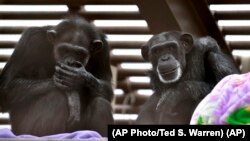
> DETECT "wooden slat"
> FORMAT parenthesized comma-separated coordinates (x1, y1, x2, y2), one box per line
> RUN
(0, 41, 16, 48)
(0, 41, 145, 49)
(100, 26, 150, 35)
(0, 11, 66, 19)
(0, 119, 9, 124)
(83, 12, 142, 20)
(208, 0, 250, 4)
(0, 55, 10, 62)
(109, 41, 145, 49)
(115, 93, 149, 106)
(114, 119, 135, 125)
(3, 0, 135, 5)
(1, 54, 143, 63)
(214, 11, 250, 20)
(0, 40, 146, 50)
(111, 55, 143, 64)
(117, 80, 150, 91)
(118, 68, 147, 80)
(229, 41, 250, 50)
(0, 11, 141, 20)
(0, 26, 28, 34)
(0, 26, 149, 35)
(222, 26, 250, 35)
(114, 105, 141, 114)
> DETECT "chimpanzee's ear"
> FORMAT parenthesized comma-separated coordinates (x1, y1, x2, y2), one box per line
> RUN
(91, 40, 103, 54)
(141, 44, 149, 61)
(47, 30, 57, 44)
(180, 33, 193, 53)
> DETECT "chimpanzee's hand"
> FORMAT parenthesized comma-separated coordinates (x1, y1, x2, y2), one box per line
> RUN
(53, 62, 100, 90)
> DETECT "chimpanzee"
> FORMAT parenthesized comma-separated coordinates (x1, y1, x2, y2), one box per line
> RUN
(0, 16, 114, 136)
(54, 43, 90, 126)
(135, 31, 240, 124)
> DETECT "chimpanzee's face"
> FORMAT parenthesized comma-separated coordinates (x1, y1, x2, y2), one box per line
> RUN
(150, 41, 183, 83)
(47, 24, 103, 68)
(141, 32, 193, 83)
(54, 43, 90, 68)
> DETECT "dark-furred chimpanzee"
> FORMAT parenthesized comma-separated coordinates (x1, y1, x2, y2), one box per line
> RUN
(54, 42, 90, 126)
(135, 31, 240, 124)
(0, 16, 114, 136)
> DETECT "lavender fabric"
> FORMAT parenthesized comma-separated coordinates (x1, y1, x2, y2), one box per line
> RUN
(0, 128, 104, 140)
(190, 72, 250, 124)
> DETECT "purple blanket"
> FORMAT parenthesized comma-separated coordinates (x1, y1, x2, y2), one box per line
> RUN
(190, 72, 250, 124)
(0, 128, 104, 140)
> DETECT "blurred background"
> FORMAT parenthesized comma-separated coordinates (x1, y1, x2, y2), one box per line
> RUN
(0, 0, 249, 128)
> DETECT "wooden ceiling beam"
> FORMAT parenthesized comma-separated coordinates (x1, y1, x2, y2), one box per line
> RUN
(111, 55, 144, 64)
(214, 11, 250, 20)
(136, 0, 181, 34)
(0, 11, 142, 20)
(136, 0, 210, 37)
(117, 68, 147, 80)
(136, 0, 230, 54)
(117, 80, 150, 91)
(222, 26, 250, 35)
(191, 0, 232, 55)
(109, 41, 145, 49)
(166, 0, 208, 37)
(0, 40, 145, 49)
(0, 26, 149, 35)
(99, 26, 150, 35)
(0, 119, 9, 124)
(0, 41, 16, 48)
(114, 105, 141, 114)
(3, 0, 135, 5)
(208, 0, 250, 4)
(0, 55, 10, 62)
(229, 41, 250, 50)
(115, 94, 149, 106)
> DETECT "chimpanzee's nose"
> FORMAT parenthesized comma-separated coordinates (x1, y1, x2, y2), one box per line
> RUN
(161, 55, 170, 61)
(67, 61, 82, 68)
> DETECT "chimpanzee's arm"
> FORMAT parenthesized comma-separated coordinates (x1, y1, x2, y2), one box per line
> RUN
(54, 63, 113, 101)
(198, 36, 240, 81)
(0, 78, 55, 112)
(81, 72, 113, 101)
(96, 80, 113, 101)
(182, 80, 213, 100)
(207, 52, 240, 82)
(0, 26, 55, 112)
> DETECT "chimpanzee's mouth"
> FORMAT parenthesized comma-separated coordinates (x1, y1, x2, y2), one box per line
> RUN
(160, 66, 180, 75)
